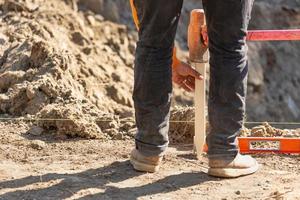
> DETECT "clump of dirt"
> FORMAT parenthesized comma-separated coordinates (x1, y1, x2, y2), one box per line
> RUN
(36, 102, 106, 139)
(35, 102, 136, 139)
(169, 106, 195, 144)
(241, 122, 300, 138)
(170, 107, 300, 144)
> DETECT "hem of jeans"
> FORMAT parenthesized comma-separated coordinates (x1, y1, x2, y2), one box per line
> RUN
(135, 139, 168, 157)
(207, 151, 239, 160)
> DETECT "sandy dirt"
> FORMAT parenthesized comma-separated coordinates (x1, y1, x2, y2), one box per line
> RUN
(1, 1, 300, 200)
(1, 122, 300, 200)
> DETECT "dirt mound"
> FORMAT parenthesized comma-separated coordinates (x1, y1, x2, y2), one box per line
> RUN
(0, 0, 137, 139)
(241, 122, 300, 138)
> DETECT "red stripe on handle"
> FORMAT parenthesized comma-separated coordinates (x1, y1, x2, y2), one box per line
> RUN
(247, 29, 300, 41)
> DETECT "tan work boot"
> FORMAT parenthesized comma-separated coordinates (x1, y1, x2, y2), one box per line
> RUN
(130, 149, 163, 173)
(208, 154, 259, 178)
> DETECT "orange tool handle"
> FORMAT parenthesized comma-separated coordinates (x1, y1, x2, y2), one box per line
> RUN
(203, 137, 300, 154)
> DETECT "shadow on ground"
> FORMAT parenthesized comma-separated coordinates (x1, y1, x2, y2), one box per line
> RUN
(0, 161, 215, 200)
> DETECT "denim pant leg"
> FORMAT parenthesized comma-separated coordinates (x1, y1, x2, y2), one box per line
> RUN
(132, 0, 183, 156)
(203, 0, 254, 159)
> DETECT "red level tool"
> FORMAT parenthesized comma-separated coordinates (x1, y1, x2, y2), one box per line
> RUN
(238, 137, 300, 154)
(203, 137, 300, 154)
(247, 29, 300, 41)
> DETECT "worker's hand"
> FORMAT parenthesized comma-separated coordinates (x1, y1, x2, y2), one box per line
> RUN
(172, 61, 203, 92)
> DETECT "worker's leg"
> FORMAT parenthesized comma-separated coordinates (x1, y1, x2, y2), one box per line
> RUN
(131, 0, 183, 156)
(203, 0, 254, 159)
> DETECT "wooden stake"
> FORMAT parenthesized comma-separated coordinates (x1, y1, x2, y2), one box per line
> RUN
(194, 62, 207, 159)
(188, 9, 208, 160)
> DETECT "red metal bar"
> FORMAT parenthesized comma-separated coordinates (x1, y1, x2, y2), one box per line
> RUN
(247, 29, 300, 41)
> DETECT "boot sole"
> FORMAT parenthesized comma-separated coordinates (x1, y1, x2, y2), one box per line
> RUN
(208, 161, 259, 178)
(130, 157, 159, 173)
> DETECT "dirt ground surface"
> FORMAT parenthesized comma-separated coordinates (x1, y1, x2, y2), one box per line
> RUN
(1, 122, 300, 200)
(1, 1, 300, 200)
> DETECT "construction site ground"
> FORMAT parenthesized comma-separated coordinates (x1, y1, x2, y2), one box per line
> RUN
(1, 0, 300, 199)
(1, 122, 300, 200)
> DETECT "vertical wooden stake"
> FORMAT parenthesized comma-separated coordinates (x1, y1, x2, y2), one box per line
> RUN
(194, 63, 207, 159)
(188, 9, 209, 160)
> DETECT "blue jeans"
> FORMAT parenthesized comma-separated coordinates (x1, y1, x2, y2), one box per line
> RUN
(132, 0, 254, 159)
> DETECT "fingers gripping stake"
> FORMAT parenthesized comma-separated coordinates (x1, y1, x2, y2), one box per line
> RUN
(188, 9, 209, 160)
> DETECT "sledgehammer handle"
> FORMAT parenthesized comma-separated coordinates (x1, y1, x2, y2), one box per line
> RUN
(188, 9, 208, 160)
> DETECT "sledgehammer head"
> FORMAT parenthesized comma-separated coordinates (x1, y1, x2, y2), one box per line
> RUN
(188, 9, 208, 63)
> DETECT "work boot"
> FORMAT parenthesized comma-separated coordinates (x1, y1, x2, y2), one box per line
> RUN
(208, 154, 259, 178)
(130, 149, 163, 173)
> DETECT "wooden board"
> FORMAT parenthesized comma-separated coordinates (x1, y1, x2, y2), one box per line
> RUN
(194, 62, 207, 159)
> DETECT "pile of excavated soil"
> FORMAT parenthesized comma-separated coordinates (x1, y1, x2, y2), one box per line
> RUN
(241, 122, 300, 138)
(0, 0, 137, 139)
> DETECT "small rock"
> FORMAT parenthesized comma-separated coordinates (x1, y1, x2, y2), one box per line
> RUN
(86, 15, 96, 26)
(26, 86, 36, 100)
(114, 132, 124, 140)
(71, 32, 89, 46)
(85, 27, 94, 39)
(251, 125, 267, 137)
(122, 154, 129, 159)
(82, 47, 92, 55)
(30, 41, 50, 65)
(94, 14, 104, 22)
(30, 140, 46, 150)
(0, 33, 8, 45)
(111, 72, 121, 82)
(27, 126, 44, 136)
(235, 190, 241, 195)
(109, 121, 119, 129)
